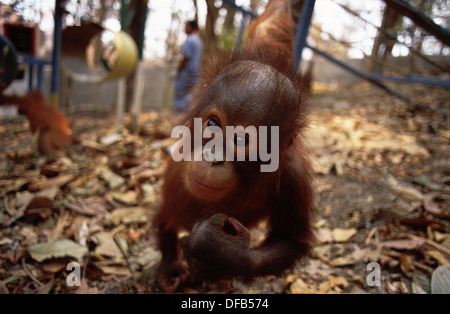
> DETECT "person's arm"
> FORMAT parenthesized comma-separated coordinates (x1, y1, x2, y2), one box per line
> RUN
(178, 55, 189, 73)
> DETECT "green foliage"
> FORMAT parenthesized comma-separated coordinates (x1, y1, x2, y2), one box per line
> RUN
(217, 31, 238, 51)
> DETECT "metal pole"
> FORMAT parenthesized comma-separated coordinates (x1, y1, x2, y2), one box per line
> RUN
(294, 0, 316, 71)
(28, 65, 34, 91)
(117, 79, 126, 125)
(367, 73, 450, 88)
(222, 0, 257, 19)
(37, 65, 44, 92)
(51, 0, 64, 106)
(307, 44, 422, 108)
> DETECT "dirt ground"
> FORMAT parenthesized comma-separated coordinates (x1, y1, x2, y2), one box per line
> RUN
(0, 81, 448, 294)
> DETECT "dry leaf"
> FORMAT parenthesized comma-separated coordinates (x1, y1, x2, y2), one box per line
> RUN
(15, 191, 34, 212)
(387, 175, 424, 201)
(112, 190, 138, 205)
(79, 139, 107, 152)
(141, 184, 159, 203)
(360, 246, 381, 262)
(128, 227, 141, 243)
(35, 186, 58, 200)
(0, 178, 33, 196)
(327, 244, 375, 266)
(381, 238, 424, 250)
(399, 254, 415, 275)
(426, 250, 450, 265)
(440, 236, 450, 251)
(329, 256, 357, 267)
(28, 239, 88, 262)
(394, 185, 424, 201)
(385, 281, 401, 294)
(18, 226, 38, 246)
(92, 232, 122, 259)
(97, 266, 130, 276)
(97, 166, 125, 190)
(66, 196, 109, 216)
(332, 228, 357, 242)
(28, 174, 75, 192)
(290, 278, 319, 294)
(327, 275, 349, 292)
(401, 217, 446, 230)
(424, 196, 442, 215)
(110, 207, 148, 225)
(316, 228, 333, 244)
(135, 167, 164, 182)
(365, 227, 378, 245)
(285, 274, 298, 285)
(70, 172, 96, 188)
(318, 281, 331, 293)
(26, 196, 53, 211)
(113, 234, 128, 255)
(100, 132, 122, 146)
(433, 231, 447, 243)
(136, 247, 162, 268)
(312, 155, 335, 175)
(41, 261, 67, 273)
(40, 163, 67, 177)
(0, 238, 13, 246)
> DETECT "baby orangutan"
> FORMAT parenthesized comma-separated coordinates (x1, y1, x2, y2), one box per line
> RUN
(155, 0, 314, 292)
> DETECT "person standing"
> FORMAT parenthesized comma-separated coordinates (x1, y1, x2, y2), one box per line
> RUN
(173, 20, 203, 112)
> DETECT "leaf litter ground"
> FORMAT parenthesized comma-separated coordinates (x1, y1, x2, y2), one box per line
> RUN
(0, 82, 448, 294)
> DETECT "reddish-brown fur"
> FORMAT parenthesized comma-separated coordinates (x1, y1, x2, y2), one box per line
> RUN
(0, 91, 77, 156)
(155, 0, 314, 292)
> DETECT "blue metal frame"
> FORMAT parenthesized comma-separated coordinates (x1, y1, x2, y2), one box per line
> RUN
(222, 0, 257, 48)
(220, 0, 318, 72)
(292, 0, 448, 106)
(367, 73, 450, 88)
(293, 0, 316, 70)
(222, 0, 257, 19)
(22, 56, 51, 92)
(307, 44, 422, 107)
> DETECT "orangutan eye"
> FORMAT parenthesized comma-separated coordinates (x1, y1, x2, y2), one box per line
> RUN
(207, 117, 221, 128)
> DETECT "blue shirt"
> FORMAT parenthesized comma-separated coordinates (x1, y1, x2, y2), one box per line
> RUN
(174, 33, 203, 110)
(181, 33, 202, 78)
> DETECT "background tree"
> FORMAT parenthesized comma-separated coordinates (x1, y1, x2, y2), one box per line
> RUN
(366, 4, 401, 74)
(203, 0, 219, 56)
(222, 0, 237, 35)
(122, 0, 148, 112)
(366, 0, 449, 75)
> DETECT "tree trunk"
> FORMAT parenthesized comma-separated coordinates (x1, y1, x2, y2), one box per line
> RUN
(383, 0, 450, 46)
(165, 6, 180, 64)
(204, 0, 219, 57)
(193, 0, 199, 23)
(222, 0, 237, 35)
(125, 0, 147, 112)
(408, 0, 428, 73)
(366, 5, 400, 74)
(381, 8, 401, 66)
